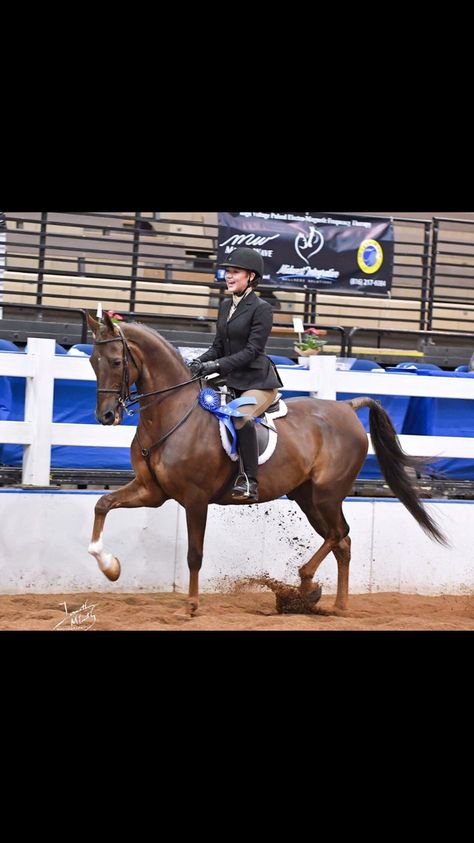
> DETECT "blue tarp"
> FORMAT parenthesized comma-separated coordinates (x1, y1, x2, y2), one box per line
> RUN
(1, 377, 137, 469)
(377, 369, 474, 479)
(337, 392, 411, 479)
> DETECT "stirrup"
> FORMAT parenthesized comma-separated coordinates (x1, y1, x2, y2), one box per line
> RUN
(231, 474, 258, 502)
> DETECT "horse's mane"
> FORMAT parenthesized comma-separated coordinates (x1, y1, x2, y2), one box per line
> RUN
(124, 321, 191, 374)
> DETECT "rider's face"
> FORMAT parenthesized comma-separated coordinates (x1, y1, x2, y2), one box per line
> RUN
(225, 268, 253, 295)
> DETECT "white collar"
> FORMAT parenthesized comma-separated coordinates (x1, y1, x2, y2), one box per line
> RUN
(232, 287, 252, 308)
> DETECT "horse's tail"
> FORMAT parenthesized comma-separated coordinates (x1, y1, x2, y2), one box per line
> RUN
(348, 397, 448, 546)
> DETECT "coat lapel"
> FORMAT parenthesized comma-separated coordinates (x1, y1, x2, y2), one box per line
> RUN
(227, 290, 257, 324)
(221, 299, 233, 319)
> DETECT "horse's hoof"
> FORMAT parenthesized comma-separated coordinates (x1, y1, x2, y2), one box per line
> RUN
(187, 600, 199, 617)
(173, 607, 193, 619)
(306, 584, 323, 604)
(298, 581, 322, 601)
(104, 556, 121, 581)
(276, 582, 323, 614)
(173, 602, 200, 619)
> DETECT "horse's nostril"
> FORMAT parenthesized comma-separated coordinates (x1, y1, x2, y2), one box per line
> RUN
(102, 410, 115, 425)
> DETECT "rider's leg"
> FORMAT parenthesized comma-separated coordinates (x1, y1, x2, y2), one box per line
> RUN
(232, 388, 278, 502)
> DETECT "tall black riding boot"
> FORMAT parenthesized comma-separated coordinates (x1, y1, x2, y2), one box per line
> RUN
(232, 420, 259, 503)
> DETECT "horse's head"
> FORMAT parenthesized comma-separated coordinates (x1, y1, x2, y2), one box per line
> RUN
(87, 312, 139, 425)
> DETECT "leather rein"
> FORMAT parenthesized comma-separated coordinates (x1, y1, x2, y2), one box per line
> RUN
(94, 328, 200, 459)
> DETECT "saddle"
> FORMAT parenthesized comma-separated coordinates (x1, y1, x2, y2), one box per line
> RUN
(216, 386, 287, 464)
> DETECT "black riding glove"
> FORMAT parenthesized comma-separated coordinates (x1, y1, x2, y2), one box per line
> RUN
(200, 360, 220, 376)
(188, 359, 204, 377)
(188, 359, 220, 377)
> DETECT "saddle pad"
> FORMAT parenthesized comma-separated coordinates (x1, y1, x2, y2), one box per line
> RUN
(219, 398, 288, 464)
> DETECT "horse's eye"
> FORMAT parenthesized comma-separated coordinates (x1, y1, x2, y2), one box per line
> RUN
(111, 359, 122, 368)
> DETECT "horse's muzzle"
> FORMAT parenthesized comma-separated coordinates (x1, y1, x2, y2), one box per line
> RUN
(97, 405, 123, 425)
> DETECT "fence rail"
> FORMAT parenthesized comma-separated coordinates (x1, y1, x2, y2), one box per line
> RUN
(2, 340, 474, 486)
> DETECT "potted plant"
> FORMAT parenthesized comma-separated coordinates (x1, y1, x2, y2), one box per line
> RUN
(294, 327, 327, 356)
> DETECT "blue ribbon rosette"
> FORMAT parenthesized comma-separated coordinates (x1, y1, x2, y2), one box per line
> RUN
(198, 387, 259, 454)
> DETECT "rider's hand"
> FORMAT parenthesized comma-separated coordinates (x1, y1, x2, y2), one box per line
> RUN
(200, 361, 220, 376)
(188, 359, 204, 377)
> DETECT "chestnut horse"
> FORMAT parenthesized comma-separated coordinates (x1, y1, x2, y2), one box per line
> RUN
(86, 313, 446, 615)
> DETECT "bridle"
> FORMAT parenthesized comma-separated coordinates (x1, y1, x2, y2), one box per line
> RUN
(94, 326, 199, 414)
(94, 326, 201, 458)
(95, 328, 139, 411)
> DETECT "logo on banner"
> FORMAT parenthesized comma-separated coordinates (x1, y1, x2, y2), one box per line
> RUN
(295, 226, 324, 265)
(357, 239, 384, 274)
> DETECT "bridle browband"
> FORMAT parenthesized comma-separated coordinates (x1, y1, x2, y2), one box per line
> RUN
(94, 326, 201, 459)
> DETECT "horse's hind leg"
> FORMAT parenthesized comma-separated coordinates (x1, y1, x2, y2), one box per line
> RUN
(88, 478, 168, 581)
(292, 483, 351, 610)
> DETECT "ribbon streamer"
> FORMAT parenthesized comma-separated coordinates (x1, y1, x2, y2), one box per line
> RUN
(198, 388, 259, 454)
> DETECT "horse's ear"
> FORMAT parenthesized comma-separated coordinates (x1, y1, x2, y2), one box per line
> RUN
(86, 311, 100, 338)
(103, 312, 120, 334)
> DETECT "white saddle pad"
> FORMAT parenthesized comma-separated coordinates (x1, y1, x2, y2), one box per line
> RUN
(218, 395, 288, 464)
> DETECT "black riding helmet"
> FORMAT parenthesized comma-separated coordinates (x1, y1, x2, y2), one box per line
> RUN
(220, 247, 264, 284)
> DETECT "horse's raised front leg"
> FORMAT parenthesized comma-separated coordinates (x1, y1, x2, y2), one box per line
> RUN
(88, 478, 168, 581)
(332, 535, 351, 611)
(183, 499, 209, 616)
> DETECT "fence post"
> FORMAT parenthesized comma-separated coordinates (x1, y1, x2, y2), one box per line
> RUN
(309, 353, 336, 399)
(22, 337, 56, 485)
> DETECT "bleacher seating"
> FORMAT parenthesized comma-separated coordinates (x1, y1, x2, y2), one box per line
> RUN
(395, 362, 441, 370)
(268, 354, 295, 366)
(349, 358, 384, 371)
(0, 340, 22, 352)
(67, 344, 93, 356)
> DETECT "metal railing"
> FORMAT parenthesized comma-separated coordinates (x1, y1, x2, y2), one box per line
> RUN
(2, 212, 474, 356)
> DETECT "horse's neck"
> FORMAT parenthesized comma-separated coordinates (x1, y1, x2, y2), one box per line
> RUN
(128, 329, 188, 394)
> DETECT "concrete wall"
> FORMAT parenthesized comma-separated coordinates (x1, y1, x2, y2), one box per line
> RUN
(0, 490, 472, 596)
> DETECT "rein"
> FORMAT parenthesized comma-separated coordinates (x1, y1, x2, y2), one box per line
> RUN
(94, 328, 201, 459)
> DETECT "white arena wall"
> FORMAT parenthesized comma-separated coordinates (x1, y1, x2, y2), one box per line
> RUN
(0, 490, 472, 596)
(2, 339, 474, 597)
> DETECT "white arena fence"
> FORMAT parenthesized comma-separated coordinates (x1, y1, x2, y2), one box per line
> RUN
(1, 339, 474, 487)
